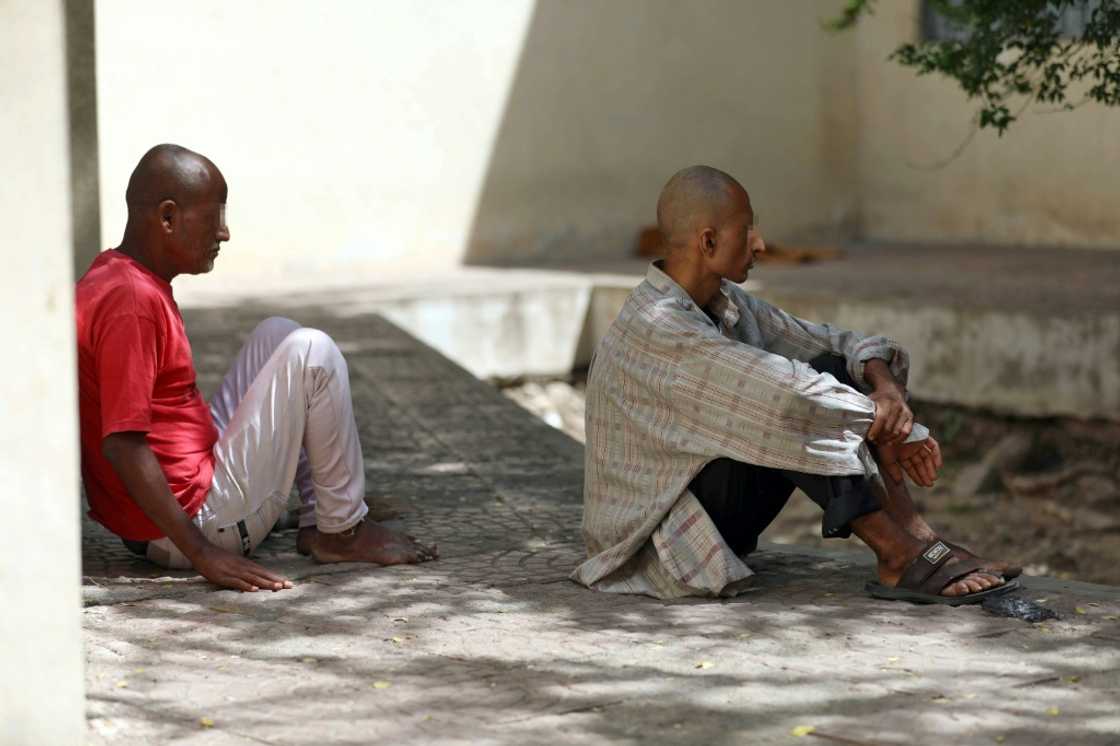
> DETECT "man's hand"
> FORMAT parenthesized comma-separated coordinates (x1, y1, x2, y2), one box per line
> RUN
(103, 432, 294, 592)
(867, 387, 913, 445)
(863, 358, 913, 445)
(191, 544, 293, 592)
(877, 436, 943, 488)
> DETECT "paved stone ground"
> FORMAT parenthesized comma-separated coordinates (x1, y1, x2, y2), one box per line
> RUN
(83, 308, 1120, 745)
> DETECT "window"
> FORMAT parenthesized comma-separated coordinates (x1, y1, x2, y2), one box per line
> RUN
(921, 1, 1103, 42)
(1055, 0, 1102, 36)
(921, 0, 970, 42)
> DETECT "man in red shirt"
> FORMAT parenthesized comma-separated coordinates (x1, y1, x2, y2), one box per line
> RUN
(77, 144, 437, 592)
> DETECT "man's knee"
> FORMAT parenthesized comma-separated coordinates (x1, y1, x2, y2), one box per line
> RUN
(284, 327, 345, 370)
(252, 316, 301, 345)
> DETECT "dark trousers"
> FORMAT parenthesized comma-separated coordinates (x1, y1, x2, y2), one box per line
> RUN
(688, 355, 881, 555)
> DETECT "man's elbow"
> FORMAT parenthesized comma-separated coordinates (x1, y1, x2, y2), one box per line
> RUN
(101, 432, 144, 465)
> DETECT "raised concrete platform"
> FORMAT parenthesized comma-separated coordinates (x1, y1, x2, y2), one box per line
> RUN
(82, 306, 1120, 745)
(174, 266, 641, 381)
(498, 242, 1120, 421)
(757, 243, 1120, 422)
(176, 242, 1120, 420)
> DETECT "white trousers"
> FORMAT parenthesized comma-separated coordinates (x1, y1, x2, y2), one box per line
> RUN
(146, 317, 369, 569)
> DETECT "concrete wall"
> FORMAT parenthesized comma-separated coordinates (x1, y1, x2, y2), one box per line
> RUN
(90, 0, 1118, 291)
(464, 0, 861, 264)
(852, 2, 1120, 249)
(94, 0, 536, 290)
(93, 1, 859, 286)
(66, 0, 102, 278)
(0, 1, 86, 743)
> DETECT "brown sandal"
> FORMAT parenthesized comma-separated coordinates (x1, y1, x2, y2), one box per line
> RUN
(945, 540, 1023, 579)
(866, 539, 1020, 606)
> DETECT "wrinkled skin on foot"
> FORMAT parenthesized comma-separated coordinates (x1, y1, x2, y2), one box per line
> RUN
(309, 520, 438, 565)
(938, 569, 1004, 597)
(868, 452, 1022, 582)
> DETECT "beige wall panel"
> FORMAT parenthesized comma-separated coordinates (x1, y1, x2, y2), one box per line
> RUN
(854, 2, 1120, 249)
(466, 0, 860, 264)
(0, 1, 85, 743)
(95, 1, 858, 284)
(95, 0, 536, 288)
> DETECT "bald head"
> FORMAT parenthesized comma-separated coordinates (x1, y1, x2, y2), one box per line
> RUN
(125, 143, 225, 211)
(656, 165, 747, 252)
(117, 144, 230, 280)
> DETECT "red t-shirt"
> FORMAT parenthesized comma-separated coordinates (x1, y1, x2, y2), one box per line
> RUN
(75, 250, 218, 540)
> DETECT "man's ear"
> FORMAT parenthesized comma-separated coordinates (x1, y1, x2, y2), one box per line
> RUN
(699, 228, 716, 256)
(158, 200, 178, 234)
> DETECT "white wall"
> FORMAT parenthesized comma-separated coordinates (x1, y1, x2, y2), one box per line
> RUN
(95, 0, 535, 290)
(94, 1, 864, 288)
(854, 2, 1120, 249)
(463, 0, 862, 265)
(0, 1, 85, 743)
(93, 1, 1117, 295)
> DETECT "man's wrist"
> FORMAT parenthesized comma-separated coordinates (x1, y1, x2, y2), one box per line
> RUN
(863, 358, 903, 394)
(172, 524, 214, 564)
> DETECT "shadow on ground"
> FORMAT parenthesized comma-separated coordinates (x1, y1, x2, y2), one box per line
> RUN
(82, 307, 1120, 745)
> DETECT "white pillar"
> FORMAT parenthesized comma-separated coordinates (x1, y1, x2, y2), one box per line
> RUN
(0, 1, 86, 743)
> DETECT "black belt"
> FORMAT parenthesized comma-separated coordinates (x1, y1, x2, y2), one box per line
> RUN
(234, 519, 252, 555)
(120, 519, 252, 558)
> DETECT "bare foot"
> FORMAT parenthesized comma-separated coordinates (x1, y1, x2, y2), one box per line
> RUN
(869, 480, 1022, 580)
(310, 519, 438, 565)
(938, 569, 1004, 597)
(878, 552, 1005, 598)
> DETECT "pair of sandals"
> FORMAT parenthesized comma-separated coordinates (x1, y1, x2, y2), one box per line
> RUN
(866, 539, 1021, 606)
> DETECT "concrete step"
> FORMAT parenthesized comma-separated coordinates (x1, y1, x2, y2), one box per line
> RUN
(177, 266, 641, 380)
(492, 242, 1120, 420)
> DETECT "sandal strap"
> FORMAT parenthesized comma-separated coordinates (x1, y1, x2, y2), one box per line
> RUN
(919, 556, 987, 596)
(897, 539, 955, 590)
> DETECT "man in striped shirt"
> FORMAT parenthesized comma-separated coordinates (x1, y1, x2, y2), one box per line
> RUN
(573, 165, 1018, 605)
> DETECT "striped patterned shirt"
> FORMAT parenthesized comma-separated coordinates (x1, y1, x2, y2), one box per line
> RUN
(572, 262, 912, 599)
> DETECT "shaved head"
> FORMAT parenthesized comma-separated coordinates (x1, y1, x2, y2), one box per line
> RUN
(656, 165, 747, 252)
(655, 165, 762, 293)
(116, 143, 230, 280)
(125, 143, 225, 211)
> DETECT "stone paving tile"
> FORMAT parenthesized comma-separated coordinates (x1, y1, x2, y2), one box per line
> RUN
(82, 308, 1120, 745)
